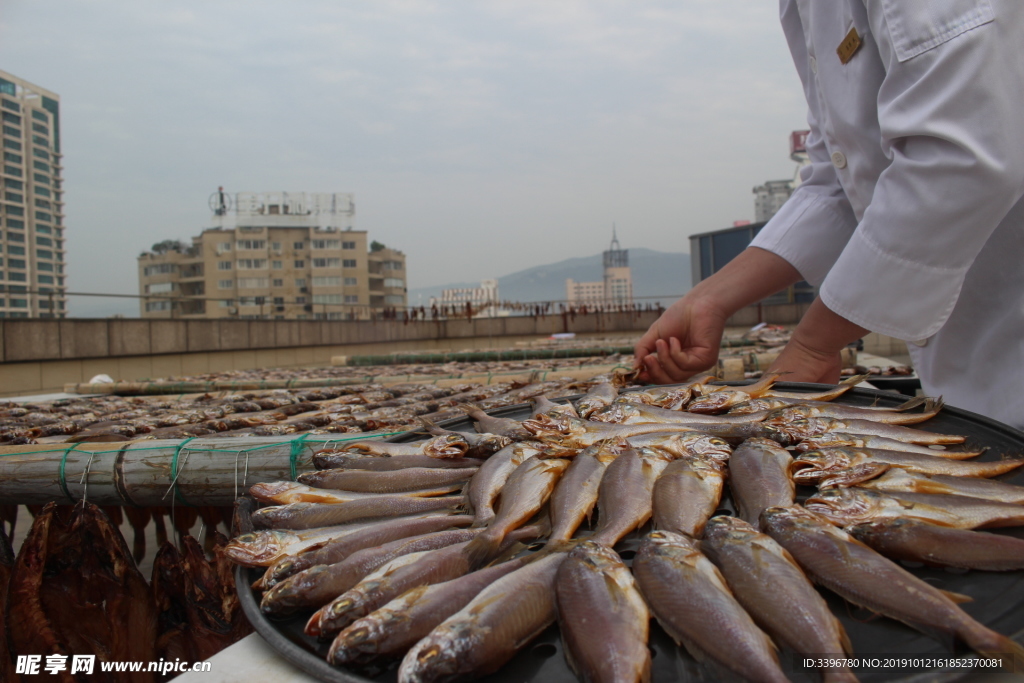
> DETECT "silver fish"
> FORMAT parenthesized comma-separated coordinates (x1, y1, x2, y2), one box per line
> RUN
(805, 488, 1024, 529)
(252, 496, 466, 531)
(858, 468, 1024, 504)
(467, 442, 542, 528)
(652, 455, 725, 538)
(849, 518, 1024, 571)
(729, 437, 795, 527)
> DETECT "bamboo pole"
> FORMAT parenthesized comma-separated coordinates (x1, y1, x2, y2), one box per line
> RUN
(332, 346, 636, 367)
(0, 434, 398, 507)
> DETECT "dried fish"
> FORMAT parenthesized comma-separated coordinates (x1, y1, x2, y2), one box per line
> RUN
(805, 488, 1024, 529)
(252, 496, 466, 531)
(849, 518, 1024, 571)
(791, 447, 1024, 487)
(296, 466, 477, 494)
(729, 437, 795, 527)
(652, 455, 725, 538)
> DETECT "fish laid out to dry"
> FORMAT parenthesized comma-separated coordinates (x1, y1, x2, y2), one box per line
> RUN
(762, 506, 1024, 669)
(297, 466, 477, 494)
(555, 541, 650, 683)
(771, 417, 966, 445)
(791, 447, 1024, 487)
(459, 404, 534, 440)
(792, 432, 986, 458)
(857, 468, 1024, 503)
(532, 395, 580, 420)
(546, 441, 619, 546)
(702, 517, 856, 683)
(252, 496, 466, 531)
(728, 437, 794, 527)
(398, 551, 567, 683)
(328, 557, 531, 667)
(590, 444, 662, 547)
(313, 453, 485, 471)
(729, 394, 924, 416)
(623, 431, 733, 461)
(805, 488, 1024, 529)
(463, 456, 568, 567)
(632, 530, 788, 683)
(684, 372, 784, 414)
(590, 402, 769, 426)
(765, 398, 942, 426)
(652, 455, 725, 538)
(256, 515, 474, 587)
(261, 528, 482, 616)
(418, 419, 513, 459)
(467, 442, 542, 528)
(575, 382, 620, 418)
(849, 518, 1024, 571)
(250, 481, 464, 505)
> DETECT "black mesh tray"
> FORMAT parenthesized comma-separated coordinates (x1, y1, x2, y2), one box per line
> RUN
(237, 382, 1024, 682)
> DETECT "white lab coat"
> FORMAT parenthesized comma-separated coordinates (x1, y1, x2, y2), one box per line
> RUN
(750, 0, 1024, 427)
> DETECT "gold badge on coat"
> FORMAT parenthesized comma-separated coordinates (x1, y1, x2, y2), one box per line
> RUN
(837, 27, 862, 64)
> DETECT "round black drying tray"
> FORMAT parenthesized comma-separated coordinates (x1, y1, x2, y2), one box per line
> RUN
(237, 382, 1024, 683)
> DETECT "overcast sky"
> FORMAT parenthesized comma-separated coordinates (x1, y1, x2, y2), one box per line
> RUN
(1, 0, 808, 317)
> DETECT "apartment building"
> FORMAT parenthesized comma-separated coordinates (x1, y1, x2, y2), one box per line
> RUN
(565, 230, 633, 306)
(138, 191, 406, 319)
(0, 71, 66, 318)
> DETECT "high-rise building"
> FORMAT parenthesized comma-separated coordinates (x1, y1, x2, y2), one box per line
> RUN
(0, 71, 66, 318)
(137, 191, 406, 319)
(565, 228, 633, 305)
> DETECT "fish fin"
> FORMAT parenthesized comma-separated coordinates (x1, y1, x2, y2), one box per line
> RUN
(819, 463, 890, 488)
(940, 589, 974, 604)
(839, 373, 870, 386)
(304, 608, 324, 637)
(893, 396, 927, 412)
(836, 617, 855, 656)
(965, 630, 1024, 672)
(417, 417, 445, 436)
(251, 574, 267, 591)
(489, 542, 527, 566)
(463, 533, 501, 570)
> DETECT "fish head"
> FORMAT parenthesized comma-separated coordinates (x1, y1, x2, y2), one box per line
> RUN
(423, 433, 470, 458)
(403, 622, 478, 681)
(765, 405, 810, 424)
(328, 614, 397, 665)
(686, 390, 744, 414)
(577, 396, 610, 418)
(678, 433, 733, 461)
(789, 449, 849, 484)
(639, 529, 699, 560)
(522, 413, 584, 438)
(588, 403, 636, 423)
(728, 399, 770, 415)
(803, 489, 880, 526)
(759, 505, 837, 538)
(792, 433, 861, 452)
(652, 387, 692, 410)
(703, 516, 759, 545)
(568, 539, 628, 572)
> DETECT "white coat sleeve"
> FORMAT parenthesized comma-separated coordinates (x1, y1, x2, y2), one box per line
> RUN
(818, 3, 1024, 340)
(749, 0, 859, 286)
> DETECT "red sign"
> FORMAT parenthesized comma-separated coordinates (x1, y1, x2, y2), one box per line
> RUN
(790, 130, 810, 156)
(733, 220, 751, 227)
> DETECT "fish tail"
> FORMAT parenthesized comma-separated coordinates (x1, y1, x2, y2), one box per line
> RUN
(893, 396, 927, 412)
(463, 532, 502, 569)
(965, 627, 1024, 672)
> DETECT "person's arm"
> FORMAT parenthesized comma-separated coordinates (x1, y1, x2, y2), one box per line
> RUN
(633, 247, 802, 383)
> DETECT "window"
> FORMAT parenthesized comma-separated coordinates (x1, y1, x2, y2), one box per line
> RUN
(34, 199, 50, 209)
(273, 297, 284, 305)
(293, 241, 304, 250)
(311, 239, 340, 249)
(31, 110, 47, 122)
(5, 193, 22, 204)
(271, 242, 281, 251)
(343, 259, 357, 268)
(143, 262, 175, 276)
(5, 206, 23, 216)
(2, 140, 20, 151)
(344, 277, 358, 286)
(295, 296, 306, 304)
(219, 300, 234, 308)
(10, 298, 27, 308)
(33, 148, 48, 160)
(218, 279, 233, 289)
(237, 277, 268, 288)
(312, 276, 341, 287)
(236, 258, 267, 269)
(1, 99, 18, 112)
(8, 246, 24, 255)
(35, 187, 50, 198)
(9, 259, 25, 269)
(342, 241, 356, 249)
(37, 262, 53, 272)
(385, 294, 404, 305)
(8, 272, 25, 282)
(235, 239, 266, 250)
(312, 294, 342, 304)
(37, 249, 52, 259)
(344, 295, 359, 304)
(3, 166, 21, 178)
(384, 277, 404, 288)
(147, 282, 174, 294)
(145, 301, 171, 312)
(3, 179, 23, 190)
(1, 112, 19, 125)
(295, 279, 306, 287)
(32, 135, 47, 146)
(31, 123, 48, 136)
(272, 278, 283, 287)
(271, 260, 282, 269)
(33, 173, 49, 185)
(7, 231, 23, 242)
(215, 242, 231, 254)
(313, 258, 340, 268)
(217, 261, 232, 270)
(32, 161, 47, 172)
(38, 274, 54, 284)
(36, 236, 52, 247)
(3, 152, 20, 164)
(294, 260, 305, 268)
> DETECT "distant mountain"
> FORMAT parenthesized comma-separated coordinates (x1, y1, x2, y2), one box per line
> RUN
(408, 248, 691, 304)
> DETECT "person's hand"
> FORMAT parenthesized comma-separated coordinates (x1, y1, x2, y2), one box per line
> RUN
(767, 297, 867, 384)
(633, 294, 726, 383)
(633, 247, 805, 385)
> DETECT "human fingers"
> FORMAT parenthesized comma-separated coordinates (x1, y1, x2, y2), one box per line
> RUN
(653, 338, 695, 382)
(642, 353, 679, 385)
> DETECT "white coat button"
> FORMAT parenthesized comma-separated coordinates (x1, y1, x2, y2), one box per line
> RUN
(831, 150, 847, 169)
(809, 56, 817, 74)
(910, 337, 929, 347)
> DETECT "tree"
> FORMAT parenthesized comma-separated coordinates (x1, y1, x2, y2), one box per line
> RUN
(370, 240, 386, 252)
(151, 239, 187, 254)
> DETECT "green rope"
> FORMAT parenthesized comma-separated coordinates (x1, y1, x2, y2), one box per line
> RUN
(169, 437, 197, 506)
(289, 433, 311, 481)
(58, 444, 83, 503)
